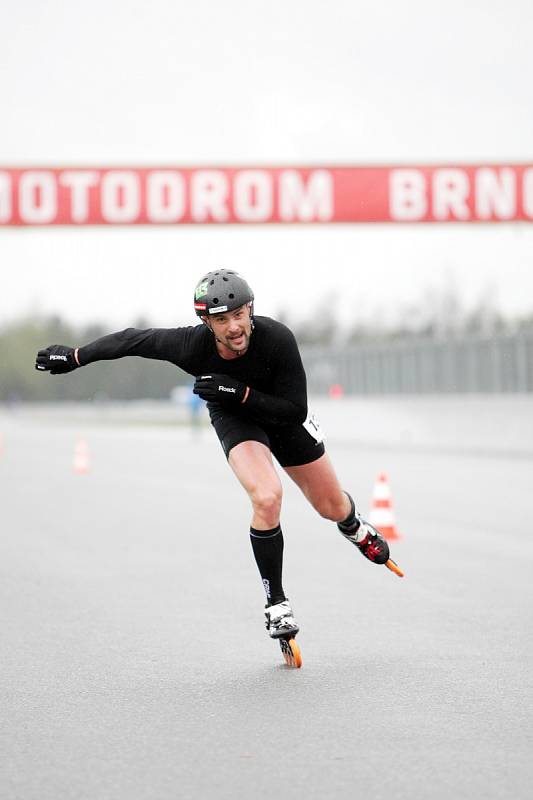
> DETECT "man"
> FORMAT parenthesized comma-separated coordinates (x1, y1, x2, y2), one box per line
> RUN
(35, 269, 399, 648)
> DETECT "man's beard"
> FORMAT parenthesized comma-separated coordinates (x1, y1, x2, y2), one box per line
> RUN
(222, 330, 249, 353)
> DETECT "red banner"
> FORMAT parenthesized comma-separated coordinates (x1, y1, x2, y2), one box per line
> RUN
(1, 165, 532, 225)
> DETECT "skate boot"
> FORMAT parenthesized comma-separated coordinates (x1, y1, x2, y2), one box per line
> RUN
(265, 600, 302, 668)
(338, 496, 404, 576)
(264, 599, 300, 639)
(337, 492, 390, 564)
(352, 519, 390, 564)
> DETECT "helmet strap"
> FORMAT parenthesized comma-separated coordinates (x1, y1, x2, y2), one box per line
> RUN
(201, 316, 219, 341)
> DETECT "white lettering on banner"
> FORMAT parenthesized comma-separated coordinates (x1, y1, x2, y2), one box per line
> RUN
(147, 171, 185, 222)
(234, 171, 273, 222)
(101, 171, 140, 223)
(19, 171, 57, 223)
(59, 171, 98, 223)
(278, 170, 333, 221)
(0, 172, 11, 223)
(191, 171, 229, 222)
(389, 170, 427, 220)
(475, 168, 516, 219)
(433, 169, 470, 220)
(522, 169, 533, 219)
(4, 165, 533, 224)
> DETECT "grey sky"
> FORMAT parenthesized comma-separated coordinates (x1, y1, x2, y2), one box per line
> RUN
(2, 0, 532, 328)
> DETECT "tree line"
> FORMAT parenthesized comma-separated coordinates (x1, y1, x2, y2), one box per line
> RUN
(1, 297, 532, 402)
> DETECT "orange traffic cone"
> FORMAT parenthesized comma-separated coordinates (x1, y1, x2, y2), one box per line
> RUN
(73, 438, 90, 474)
(368, 473, 400, 540)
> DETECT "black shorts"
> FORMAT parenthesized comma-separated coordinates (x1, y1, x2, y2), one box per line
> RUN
(208, 406, 325, 467)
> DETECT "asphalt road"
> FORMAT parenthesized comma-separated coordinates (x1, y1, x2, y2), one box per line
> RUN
(1, 403, 532, 800)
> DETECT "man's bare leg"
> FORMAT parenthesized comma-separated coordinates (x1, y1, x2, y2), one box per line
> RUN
(283, 452, 351, 521)
(228, 440, 282, 530)
(285, 452, 390, 564)
(228, 442, 298, 636)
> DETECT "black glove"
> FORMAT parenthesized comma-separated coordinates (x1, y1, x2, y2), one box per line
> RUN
(193, 374, 248, 405)
(35, 345, 79, 374)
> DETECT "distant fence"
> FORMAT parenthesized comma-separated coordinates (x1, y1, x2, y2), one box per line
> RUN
(302, 332, 533, 394)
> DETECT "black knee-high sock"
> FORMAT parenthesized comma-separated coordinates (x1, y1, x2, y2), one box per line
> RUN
(337, 491, 362, 538)
(249, 525, 286, 606)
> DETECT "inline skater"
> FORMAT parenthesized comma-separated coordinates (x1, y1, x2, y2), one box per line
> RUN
(35, 269, 402, 667)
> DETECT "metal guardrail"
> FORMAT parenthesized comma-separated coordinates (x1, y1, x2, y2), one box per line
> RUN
(302, 332, 533, 394)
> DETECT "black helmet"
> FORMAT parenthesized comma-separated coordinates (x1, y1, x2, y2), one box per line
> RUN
(193, 269, 254, 317)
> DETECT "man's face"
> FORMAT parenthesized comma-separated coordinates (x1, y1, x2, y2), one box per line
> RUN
(205, 304, 253, 354)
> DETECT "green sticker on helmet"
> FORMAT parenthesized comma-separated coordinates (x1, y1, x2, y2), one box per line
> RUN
(195, 281, 209, 300)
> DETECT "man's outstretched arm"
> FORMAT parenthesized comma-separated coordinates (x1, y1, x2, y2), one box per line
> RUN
(35, 327, 191, 374)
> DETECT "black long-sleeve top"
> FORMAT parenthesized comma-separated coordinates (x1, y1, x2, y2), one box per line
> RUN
(78, 316, 308, 428)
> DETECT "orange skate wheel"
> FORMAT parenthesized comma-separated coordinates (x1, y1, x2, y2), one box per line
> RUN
(279, 637, 302, 668)
(386, 558, 404, 578)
